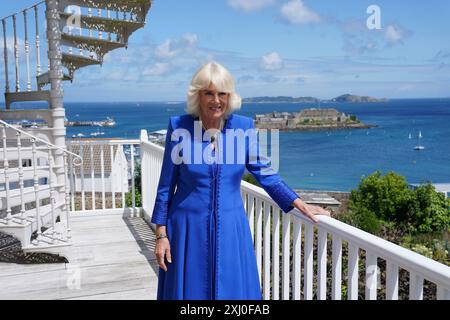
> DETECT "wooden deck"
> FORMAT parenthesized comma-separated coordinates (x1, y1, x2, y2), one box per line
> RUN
(0, 212, 159, 300)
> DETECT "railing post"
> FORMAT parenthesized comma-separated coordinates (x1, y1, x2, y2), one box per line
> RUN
(292, 216, 302, 300)
(1, 126, 12, 224)
(317, 228, 328, 300)
(90, 143, 95, 210)
(281, 212, 290, 299)
(16, 131, 26, 223)
(271, 206, 280, 300)
(31, 138, 42, 244)
(262, 201, 271, 300)
(110, 144, 116, 209)
(131, 143, 136, 215)
(365, 252, 378, 300)
(12, 14, 20, 93)
(47, 146, 56, 242)
(63, 153, 71, 240)
(34, 5, 41, 79)
(303, 222, 314, 300)
(2, 19, 10, 95)
(348, 243, 359, 300)
(100, 144, 105, 210)
(331, 235, 342, 300)
(23, 10, 32, 91)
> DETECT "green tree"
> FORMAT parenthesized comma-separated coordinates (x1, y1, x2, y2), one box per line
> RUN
(347, 171, 450, 235)
(412, 183, 450, 233)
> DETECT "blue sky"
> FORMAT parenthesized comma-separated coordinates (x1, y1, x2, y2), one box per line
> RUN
(2, 0, 450, 101)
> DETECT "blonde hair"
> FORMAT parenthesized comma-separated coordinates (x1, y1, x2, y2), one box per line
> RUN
(186, 61, 241, 117)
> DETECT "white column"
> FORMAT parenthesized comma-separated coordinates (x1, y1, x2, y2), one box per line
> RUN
(46, 0, 66, 209)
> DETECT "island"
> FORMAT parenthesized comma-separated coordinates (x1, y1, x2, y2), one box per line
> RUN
(242, 94, 387, 104)
(254, 108, 376, 131)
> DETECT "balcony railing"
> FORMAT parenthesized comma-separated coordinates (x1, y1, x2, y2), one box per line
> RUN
(139, 129, 450, 300)
(66, 138, 140, 216)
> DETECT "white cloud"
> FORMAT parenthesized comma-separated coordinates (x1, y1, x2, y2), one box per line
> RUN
(141, 62, 171, 76)
(280, 0, 321, 25)
(384, 25, 409, 44)
(228, 0, 276, 12)
(260, 52, 283, 70)
(155, 33, 198, 59)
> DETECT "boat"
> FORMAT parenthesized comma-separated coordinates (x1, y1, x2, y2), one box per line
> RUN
(101, 117, 116, 127)
(414, 131, 425, 150)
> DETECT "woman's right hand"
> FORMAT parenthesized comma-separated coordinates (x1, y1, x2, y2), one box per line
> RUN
(155, 237, 172, 272)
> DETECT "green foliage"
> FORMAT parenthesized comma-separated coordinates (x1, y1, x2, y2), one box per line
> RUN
(411, 183, 450, 233)
(126, 189, 142, 207)
(125, 162, 142, 207)
(348, 171, 450, 235)
(242, 173, 260, 187)
(350, 115, 357, 121)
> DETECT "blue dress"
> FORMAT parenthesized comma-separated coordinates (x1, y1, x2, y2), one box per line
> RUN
(151, 113, 299, 300)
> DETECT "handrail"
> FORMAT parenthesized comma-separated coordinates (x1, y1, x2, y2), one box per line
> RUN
(240, 180, 450, 289)
(0, 119, 82, 165)
(1, 1, 45, 21)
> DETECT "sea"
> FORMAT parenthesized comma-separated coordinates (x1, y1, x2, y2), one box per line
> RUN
(6, 98, 450, 192)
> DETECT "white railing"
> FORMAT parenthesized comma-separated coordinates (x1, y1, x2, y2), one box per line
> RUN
(139, 129, 450, 300)
(1, 1, 47, 96)
(0, 119, 81, 247)
(67, 138, 140, 216)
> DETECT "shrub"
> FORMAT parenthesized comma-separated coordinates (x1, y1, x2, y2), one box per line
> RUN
(348, 171, 450, 235)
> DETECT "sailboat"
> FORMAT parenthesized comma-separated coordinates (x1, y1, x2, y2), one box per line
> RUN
(414, 131, 425, 150)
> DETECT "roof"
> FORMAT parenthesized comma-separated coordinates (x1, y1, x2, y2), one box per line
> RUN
(70, 144, 120, 175)
(150, 129, 167, 136)
(410, 183, 450, 192)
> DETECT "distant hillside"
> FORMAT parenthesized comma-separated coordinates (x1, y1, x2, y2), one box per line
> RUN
(242, 96, 320, 103)
(243, 94, 388, 103)
(330, 94, 388, 103)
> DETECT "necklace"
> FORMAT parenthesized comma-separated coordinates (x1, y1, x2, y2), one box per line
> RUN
(199, 117, 224, 151)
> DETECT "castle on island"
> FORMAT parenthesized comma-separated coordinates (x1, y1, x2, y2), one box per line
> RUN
(254, 108, 375, 131)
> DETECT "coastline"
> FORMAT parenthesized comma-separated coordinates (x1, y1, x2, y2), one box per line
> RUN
(255, 123, 378, 131)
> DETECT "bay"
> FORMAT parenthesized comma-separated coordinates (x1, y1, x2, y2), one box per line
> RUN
(7, 98, 450, 191)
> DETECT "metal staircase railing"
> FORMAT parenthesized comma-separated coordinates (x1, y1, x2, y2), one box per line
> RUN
(1, 0, 151, 257)
(0, 119, 82, 255)
(1, 0, 152, 108)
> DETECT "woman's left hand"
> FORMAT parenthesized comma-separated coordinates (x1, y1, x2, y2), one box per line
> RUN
(292, 198, 331, 223)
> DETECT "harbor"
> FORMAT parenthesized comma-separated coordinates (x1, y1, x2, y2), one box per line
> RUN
(65, 117, 116, 127)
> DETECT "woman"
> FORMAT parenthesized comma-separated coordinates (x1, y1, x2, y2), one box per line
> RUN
(152, 61, 330, 300)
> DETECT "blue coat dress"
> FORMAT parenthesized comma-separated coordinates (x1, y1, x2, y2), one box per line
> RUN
(151, 113, 299, 300)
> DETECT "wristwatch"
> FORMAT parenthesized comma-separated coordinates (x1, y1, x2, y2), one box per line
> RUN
(156, 232, 168, 240)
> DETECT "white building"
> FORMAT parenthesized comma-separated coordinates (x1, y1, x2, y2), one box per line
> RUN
(69, 141, 129, 193)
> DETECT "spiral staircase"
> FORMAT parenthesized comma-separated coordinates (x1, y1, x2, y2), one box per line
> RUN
(0, 0, 152, 259)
